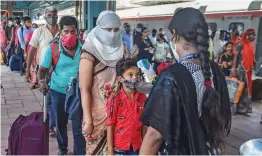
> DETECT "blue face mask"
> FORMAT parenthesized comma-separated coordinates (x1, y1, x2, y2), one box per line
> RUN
(32, 28, 36, 31)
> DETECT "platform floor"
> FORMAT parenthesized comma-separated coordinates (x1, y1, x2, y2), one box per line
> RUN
(1, 65, 262, 155)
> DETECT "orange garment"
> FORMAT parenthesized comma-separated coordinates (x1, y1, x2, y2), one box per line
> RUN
(241, 29, 255, 97)
(231, 35, 240, 54)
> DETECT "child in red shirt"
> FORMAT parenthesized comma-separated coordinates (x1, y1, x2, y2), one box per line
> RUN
(106, 58, 147, 155)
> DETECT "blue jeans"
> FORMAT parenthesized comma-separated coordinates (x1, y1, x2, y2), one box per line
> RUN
(114, 146, 139, 155)
(18, 47, 25, 73)
(50, 89, 86, 155)
(46, 92, 55, 128)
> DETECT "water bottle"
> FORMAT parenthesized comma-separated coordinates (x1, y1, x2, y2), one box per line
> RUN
(137, 59, 156, 83)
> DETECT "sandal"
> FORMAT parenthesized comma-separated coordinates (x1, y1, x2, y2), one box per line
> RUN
(49, 128, 56, 138)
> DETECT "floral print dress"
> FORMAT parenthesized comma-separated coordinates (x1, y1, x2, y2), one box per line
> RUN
(84, 62, 118, 155)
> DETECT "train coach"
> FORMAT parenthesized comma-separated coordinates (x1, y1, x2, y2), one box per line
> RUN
(117, 0, 262, 60)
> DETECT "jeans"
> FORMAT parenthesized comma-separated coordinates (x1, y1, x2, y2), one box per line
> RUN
(46, 92, 55, 128)
(50, 89, 86, 155)
(114, 146, 139, 155)
(18, 48, 25, 73)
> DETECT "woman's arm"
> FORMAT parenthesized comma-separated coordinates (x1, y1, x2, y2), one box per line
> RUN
(107, 125, 115, 155)
(79, 52, 95, 127)
(139, 126, 163, 155)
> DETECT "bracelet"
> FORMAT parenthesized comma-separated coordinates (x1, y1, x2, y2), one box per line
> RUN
(231, 69, 237, 71)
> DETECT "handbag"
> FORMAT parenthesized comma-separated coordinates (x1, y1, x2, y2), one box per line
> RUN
(225, 77, 245, 104)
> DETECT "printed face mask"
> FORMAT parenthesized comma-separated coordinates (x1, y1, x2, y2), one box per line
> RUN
(123, 79, 138, 91)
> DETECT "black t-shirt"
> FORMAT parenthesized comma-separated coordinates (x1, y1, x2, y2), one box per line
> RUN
(220, 53, 234, 76)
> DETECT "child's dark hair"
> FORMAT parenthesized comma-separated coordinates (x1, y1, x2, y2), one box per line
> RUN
(157, 34, 167, 42)
(224, 41, 234, 47)
(116, 58, 138, 77)
(168, 7, 231, 152)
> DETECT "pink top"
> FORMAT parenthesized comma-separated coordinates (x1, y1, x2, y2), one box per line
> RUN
(0, 28, 7, 46)
(14, 25, 20, 46)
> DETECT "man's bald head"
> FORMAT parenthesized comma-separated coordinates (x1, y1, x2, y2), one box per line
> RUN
(44, 6, 58, 14)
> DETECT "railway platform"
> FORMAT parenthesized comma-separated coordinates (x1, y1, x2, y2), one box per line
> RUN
(1, 64, 262, 155)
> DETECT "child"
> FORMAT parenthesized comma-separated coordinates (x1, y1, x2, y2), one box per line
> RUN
(153, 34, 169, 74)
(106, 58, 147, 155)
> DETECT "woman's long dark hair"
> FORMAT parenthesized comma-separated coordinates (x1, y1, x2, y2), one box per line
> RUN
(169, 8, 228, 151)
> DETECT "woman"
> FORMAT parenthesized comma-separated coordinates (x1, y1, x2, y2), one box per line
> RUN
(218, 41, 234, 76)
(138, 27, 154, 62)
(232, 29, 256, 115)
(25, 23, 38, 89)
(79, 11, 124, 155)
(153, 34, 169, 74)
(139, 8, 231, 155)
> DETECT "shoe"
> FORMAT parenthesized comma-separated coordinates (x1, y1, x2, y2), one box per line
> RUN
(57, 151, 73, 155)
(49, 128, 56, 138)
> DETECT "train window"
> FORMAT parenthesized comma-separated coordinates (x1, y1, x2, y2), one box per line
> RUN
(229, 23, 244, 36)
(208, 23, 217, 33)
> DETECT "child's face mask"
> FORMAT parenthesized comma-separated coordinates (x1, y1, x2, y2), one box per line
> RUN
(123, 79, 139, 91)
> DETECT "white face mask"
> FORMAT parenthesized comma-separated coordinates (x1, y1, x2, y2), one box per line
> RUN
(136, 28, 141, 32)
(208, 29, 212, 36)
(95, 26, 121, 47)
(8, 21, 13, 26)
(170, 41, 179, 61)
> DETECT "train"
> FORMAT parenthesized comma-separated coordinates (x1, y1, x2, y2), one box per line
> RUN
(116, 0, 262, 60)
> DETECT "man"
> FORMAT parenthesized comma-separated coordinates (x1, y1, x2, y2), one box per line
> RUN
(38, 16, 85, 155)
(122, 23, 133, 52)
(149, 29, 157, 45)
(7, 17, 21, 65)
(232, 29, 256, 115)
(159, 28, 168, 42)
(17, 16, 32, 75)
(133, 23, 144, 45)
(6, 18, 14, 44)
(26, 6, 59, 140)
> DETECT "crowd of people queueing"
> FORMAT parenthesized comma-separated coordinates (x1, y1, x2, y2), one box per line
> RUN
(0, 5, 260, 155)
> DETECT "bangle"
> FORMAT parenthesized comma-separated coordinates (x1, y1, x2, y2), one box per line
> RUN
(231, 69, 236, 71)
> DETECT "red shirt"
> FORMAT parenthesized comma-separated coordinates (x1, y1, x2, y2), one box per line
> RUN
(106, 88, 147, 151)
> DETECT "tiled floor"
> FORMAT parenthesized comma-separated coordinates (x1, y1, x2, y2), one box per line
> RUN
(1, 65, 262, 155)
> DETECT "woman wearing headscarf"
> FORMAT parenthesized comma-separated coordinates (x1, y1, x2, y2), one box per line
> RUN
(232, 29, 256, 115)
(79, 11, 124, 155)
(139, 8, 231, 155)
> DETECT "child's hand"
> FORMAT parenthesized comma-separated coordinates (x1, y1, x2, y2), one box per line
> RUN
(82, 121, 94, 137)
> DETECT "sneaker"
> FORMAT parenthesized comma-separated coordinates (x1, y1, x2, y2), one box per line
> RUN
(57, 151, 73, 155)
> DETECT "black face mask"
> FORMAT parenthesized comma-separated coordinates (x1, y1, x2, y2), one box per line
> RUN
(126, 29, 131, 34)
(152, 33, 157, 37)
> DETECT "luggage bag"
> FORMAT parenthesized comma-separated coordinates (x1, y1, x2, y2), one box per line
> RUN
(7, 92, 49, 155)
(9, 55, 21, 71)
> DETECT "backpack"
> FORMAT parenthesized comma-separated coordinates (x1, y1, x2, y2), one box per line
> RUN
(45, 41, 60, 84)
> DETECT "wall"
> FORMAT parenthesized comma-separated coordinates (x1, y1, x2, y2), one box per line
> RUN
(86, 0, 106, 31)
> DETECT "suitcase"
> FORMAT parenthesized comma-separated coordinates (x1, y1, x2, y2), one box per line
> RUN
(9, 55, 21, 71)
(7, 92, 49, 155)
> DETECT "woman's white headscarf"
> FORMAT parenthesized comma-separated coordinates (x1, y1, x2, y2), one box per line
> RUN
(82, 10, 124, 67)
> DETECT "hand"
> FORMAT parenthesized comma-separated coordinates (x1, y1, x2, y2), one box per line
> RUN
(25, 70, 31, 82)
(39, 79, 49, 93)
(231, 69, 237, 77)
(82, 120, 94, 137)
